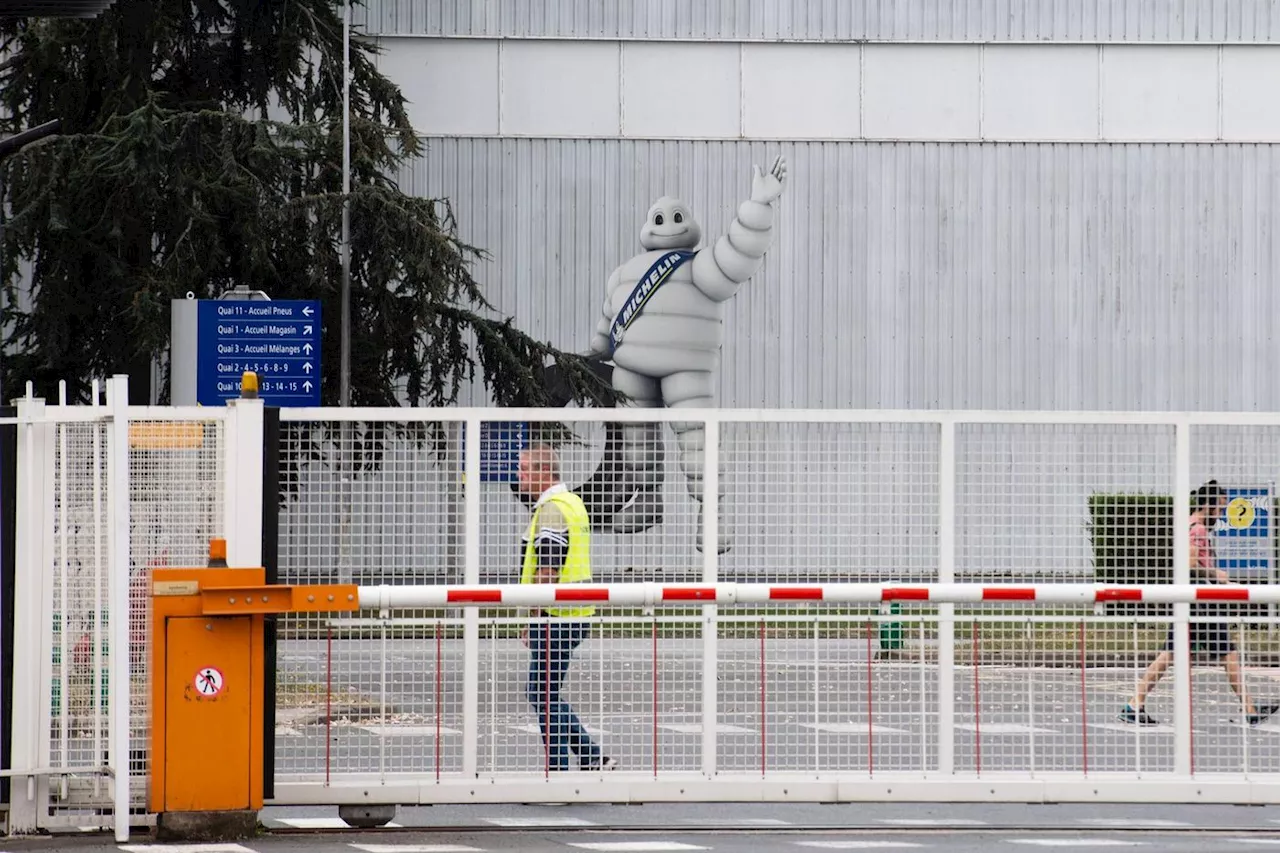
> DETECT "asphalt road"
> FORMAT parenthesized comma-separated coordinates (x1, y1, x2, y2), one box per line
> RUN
(265, 636, 1280, 778)
(10, 803, 1280, 852)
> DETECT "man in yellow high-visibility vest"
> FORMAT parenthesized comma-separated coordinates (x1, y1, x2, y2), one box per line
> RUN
(517, 443, 617, 772)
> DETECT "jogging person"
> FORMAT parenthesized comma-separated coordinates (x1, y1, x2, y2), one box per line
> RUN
(1119, 480, 1279, 726)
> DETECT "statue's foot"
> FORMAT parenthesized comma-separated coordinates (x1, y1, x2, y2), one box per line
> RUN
(696, 514, 732, 555)
(607, 488, 664, 534)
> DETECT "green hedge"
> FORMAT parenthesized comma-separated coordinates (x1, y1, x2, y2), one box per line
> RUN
(1088, 493, 1173, 616)
(1088, 494, 1173, 584)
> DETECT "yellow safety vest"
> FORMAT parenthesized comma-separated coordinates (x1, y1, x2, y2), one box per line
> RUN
(520, 491, 595, 618)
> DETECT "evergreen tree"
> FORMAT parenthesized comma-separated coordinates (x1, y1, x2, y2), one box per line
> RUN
(0, 0, 616, 409)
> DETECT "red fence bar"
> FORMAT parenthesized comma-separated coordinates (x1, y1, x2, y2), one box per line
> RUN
(652, 618, 658, 778)
(972, 620, 981, 776)
(1079, 620, 1088, 775)
(866, 620, 874, 775)
(435, 621, 443, 782)
(325, 625, 332, 786)
(760, 620, 767, 778)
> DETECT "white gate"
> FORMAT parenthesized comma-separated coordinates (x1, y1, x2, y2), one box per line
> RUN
(12, 396, 1280, 839)
(270, 407, 1280, 807)
(5, 376, 230, 841)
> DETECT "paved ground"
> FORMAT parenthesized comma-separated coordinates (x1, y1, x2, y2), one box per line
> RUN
(267, 636, 1280, 778)
(10, 803, 1280, 852)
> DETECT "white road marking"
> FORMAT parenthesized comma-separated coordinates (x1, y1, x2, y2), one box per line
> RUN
(1006, 841, 1145, 847)
(120, 846, 255, 853)
(795, 842, 927, 849)
(1087, 722, 1180, 735)
(800, 723, 910, 735)
(275, 817, 403, 829)
(358, 725, 461, 737)
(510, 724, 609, 736)
(1076, 819, 1190, 827)
(482, 816, 598, 827)
(953, 724, 1058, 734)
(879, 819, 987, 826)
(658, 723, 754, 734)
(568, 844, 709, 852)
(683, 817, 792, 826)
(350, 846, 484, 853)
(1222, 840, 1280, 846)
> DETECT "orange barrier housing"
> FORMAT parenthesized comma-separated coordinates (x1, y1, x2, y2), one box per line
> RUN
(149, 551, 357, 817)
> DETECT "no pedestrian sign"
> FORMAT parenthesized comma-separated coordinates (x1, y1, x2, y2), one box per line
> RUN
(195, 299, 322, 406)
(194, 666, 224, 697)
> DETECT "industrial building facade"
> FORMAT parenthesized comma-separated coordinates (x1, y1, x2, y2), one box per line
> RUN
(274, 2, 1280, 588)
(362, 0, 1280, 413)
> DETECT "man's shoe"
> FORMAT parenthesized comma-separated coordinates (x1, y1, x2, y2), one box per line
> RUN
(581, 756, 618, 771)
(1117, 704, 1160, 726)
(1247, 702, 1280, 726)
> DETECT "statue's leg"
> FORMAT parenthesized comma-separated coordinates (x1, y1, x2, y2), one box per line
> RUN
(660, 370, 730, 555)
(608, 366, 665, 534)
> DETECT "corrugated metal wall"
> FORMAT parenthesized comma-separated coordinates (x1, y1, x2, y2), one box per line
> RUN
(409, 139, 1280, 412)
(358, 0, 1280, 42)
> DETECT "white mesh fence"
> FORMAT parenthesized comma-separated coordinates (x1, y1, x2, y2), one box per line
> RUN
(269, 412, 1280, 792)
(44, 415, 224, 820)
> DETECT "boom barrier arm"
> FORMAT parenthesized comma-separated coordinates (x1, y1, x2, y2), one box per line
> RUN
(348, 581, 1278, 610)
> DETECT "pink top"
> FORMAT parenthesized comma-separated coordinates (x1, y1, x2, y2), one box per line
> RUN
(1190, 518, 1213, 574)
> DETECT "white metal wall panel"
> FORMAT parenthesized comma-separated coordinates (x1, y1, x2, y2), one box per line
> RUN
(1100, 46, 1220, 140)
(1222, 46, 1280, 139)
(409, 139, 1280, 413)
(501, 41, 620, 136)
(862, 45, 981, 139)
(740, 44, 860, 140)
(621, 42, 740, 138)
(376, 38, 500, 135)
(981, 45, 1099, 140)
(386, 39, 1280, 142)
(355, 0, 1280, 43)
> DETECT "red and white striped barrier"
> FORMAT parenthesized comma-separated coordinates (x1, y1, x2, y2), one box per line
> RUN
(357, 582, 1280, 611)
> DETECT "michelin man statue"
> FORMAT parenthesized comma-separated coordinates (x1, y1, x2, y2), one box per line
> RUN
(589, 155, 788, 554)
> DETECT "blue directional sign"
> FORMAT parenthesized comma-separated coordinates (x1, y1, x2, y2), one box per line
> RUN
(460, 421, 529, 483)
(195, 299, 322, 406)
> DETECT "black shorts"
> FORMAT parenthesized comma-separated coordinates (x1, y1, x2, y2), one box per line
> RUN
(1164, 623, 1235, 658)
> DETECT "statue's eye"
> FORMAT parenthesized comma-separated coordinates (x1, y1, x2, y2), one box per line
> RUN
(674, 212, 683, 223)
(654, 214, 664, 225)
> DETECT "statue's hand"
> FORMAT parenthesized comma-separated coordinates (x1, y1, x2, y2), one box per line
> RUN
(750, 154, 787, 204)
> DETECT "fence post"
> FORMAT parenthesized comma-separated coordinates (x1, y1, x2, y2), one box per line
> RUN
(701, 414, 719, 779)
(8, 391, 53, 834)
(461, 416, 481, 778)
(937, 418, 956, 776)
(1172, 419, 1192, 776)
(106, 375, 132, 842)
(223, 378, 264, 569)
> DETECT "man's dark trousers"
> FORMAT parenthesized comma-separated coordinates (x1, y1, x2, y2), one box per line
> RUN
(527, 619, 600, 770)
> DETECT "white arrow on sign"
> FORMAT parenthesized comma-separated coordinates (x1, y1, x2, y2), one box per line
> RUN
(303, 380, 313, 393)
(302, 362, 313, 373)
(302, 343, 313, 354)
(302, 306, 314, 316)
(303, 325, 313, 335)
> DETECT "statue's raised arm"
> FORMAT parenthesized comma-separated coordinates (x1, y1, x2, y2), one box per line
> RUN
(691, 155, 788, 303)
